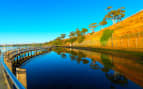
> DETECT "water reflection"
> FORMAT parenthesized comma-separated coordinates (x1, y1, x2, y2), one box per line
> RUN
(90, 62, 101, 70)
(105, 71, 128, 86)
(52, 47, 143, 89)
(101, 54, 114, 72)
(61, 53, 66, 59)
(82, 59, 89, 64)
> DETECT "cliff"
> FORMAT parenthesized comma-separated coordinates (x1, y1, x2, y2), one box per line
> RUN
(66, 10, 143, 52)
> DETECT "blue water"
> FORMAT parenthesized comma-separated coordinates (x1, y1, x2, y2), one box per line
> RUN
(21, 48, 143, 89)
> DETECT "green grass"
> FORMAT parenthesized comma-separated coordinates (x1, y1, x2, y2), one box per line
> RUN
(100, 29, 114, 46)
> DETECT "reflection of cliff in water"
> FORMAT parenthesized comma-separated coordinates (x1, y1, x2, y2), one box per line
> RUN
(52, 47, 143, 88)
(101, 54, 114, 72)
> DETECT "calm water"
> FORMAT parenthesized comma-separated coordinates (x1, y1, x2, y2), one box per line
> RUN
(21, 47, 143, 89)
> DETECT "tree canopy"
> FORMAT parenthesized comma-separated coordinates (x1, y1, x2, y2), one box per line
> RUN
(104, 7, 125, 24)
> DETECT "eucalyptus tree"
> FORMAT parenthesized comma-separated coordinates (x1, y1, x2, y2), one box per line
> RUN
(106, 6, 112, 10)
(89, 23, 98, 33)
(81, 28, 88, 35)
(69, 31, 75, 38)
(60, 34, 66, 39)
(99, 19, 107, 29)
(69, 31, 76, 46)
(105, 6, 125, 24)
(75, 28, 82, 37)
(60, 34, 66, 45)
(116, 7, 126, 22)
(52, 36, 62, 45)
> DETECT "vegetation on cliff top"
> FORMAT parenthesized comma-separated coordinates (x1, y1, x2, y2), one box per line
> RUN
(44, 6, 125, 46)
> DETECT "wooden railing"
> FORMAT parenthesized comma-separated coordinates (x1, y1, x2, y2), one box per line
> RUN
(1, 47, 53, 89)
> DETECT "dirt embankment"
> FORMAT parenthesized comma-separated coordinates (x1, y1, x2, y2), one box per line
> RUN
(65, 10, 143, 52)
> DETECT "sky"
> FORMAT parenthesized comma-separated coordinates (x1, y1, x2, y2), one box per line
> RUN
(0, 0, 143, 45)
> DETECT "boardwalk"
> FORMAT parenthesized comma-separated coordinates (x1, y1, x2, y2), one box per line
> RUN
(0, 64, 7, 89)
(0, 48, 7, 89)
(0, 47, 52, 89)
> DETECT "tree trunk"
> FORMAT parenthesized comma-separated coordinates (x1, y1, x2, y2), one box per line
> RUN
(92, 28, 95, 33)
(112, 19, 116, 24)
(127, 34, 130, 48)
(136, 32, 140, 48)
(120, 37, 122, 48)
(111, 34, 114, 48)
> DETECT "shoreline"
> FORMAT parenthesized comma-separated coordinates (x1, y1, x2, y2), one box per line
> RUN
(57, 46, 143, 59)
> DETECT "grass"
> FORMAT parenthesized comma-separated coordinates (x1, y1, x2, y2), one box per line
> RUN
(100, 29, 114, 46)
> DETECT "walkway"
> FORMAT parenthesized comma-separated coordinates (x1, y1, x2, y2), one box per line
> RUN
(0, 64, 7, 89)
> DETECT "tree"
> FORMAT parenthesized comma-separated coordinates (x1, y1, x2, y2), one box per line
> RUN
(106, 6, 112, 10)
(69, 31, 75, 38)
(60, 34, 66, 39)
(52, 36, 62, 45)
(69, 31, 76, 46)
(75, 28, 82, 37)
(99, 19, 107, 29)
(105, 7, 125, 24)
(116, 7, 125, 22)
(60, 34, 66, 44)
(81, 28, 88, 35)
(89, 23, 98, 32)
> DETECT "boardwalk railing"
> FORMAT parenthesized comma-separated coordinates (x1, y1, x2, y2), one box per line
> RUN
(1, 54, 25, 89)
(1, 47, 52, 89)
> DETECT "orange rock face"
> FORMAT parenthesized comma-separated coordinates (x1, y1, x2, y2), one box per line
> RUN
(65, 10, 143, 52)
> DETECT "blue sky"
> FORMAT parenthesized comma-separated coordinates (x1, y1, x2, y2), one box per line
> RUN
(0, 0, 143, 45)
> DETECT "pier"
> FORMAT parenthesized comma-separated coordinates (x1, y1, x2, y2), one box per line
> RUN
(0, 47, 52, 89)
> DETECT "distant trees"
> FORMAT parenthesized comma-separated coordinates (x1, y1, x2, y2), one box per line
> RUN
(52, 37, 61, 45)
(60, 34, 66, 39)
(81, 28, 88, 35)
(69, 31, 75, 38)
(99, 18, 107, 29)
(75, 28, 82, 37)
(67, 28, 89, 45)
(77, 28, 87, 43)
(45, 6, 126, 46)
(68, 31, 76, 46)
(60, 34, 66, 44)
(89, 23, 98, 33)
(106, 6, 112, 10)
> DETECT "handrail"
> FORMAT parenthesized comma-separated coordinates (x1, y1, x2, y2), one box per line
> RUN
(1, 54, 25, 89)
(1, 47, 52, 89)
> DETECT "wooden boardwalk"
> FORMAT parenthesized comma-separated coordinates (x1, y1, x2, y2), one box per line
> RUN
(0, 64, 8, 89)
(1, 47, 52, 89)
